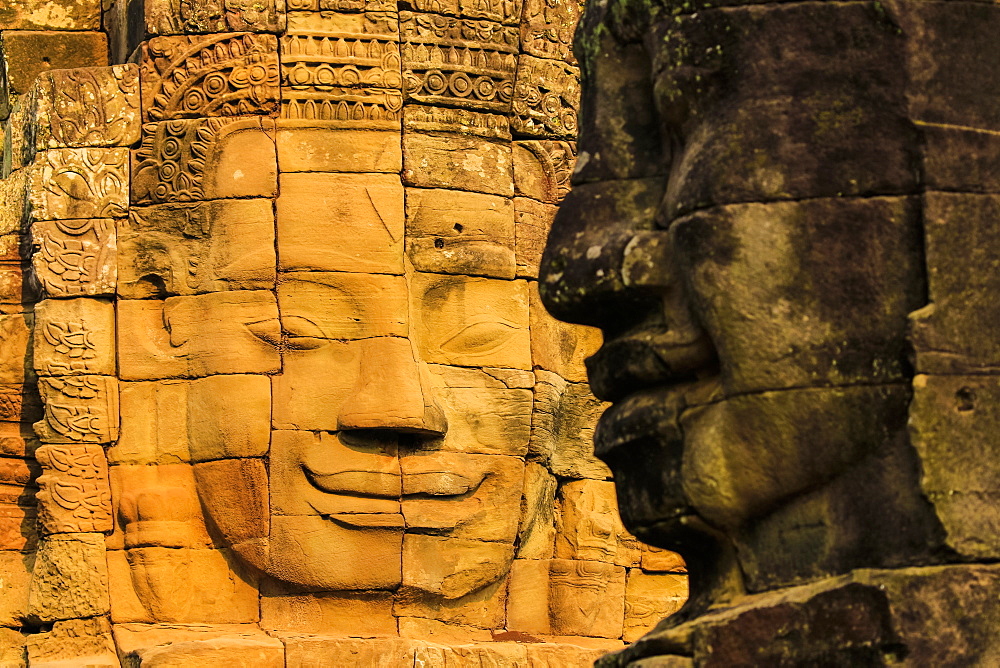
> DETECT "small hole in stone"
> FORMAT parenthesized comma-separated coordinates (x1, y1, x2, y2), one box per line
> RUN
(956, 387, 976, 412)
(434, 238, 445, 249)
(454, 223, 463, 233)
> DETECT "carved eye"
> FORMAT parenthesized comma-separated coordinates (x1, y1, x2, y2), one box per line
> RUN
(439, 317, 518, 358)
(245, 318, 282, 347)
(281, 315, 328, 350)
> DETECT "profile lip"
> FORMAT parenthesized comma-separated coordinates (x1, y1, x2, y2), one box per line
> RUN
(586, 332, 717, 403)
(594, 386, 686, 458)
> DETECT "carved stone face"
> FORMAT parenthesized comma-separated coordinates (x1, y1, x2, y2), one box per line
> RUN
(120, 121, 533, 597)
(541, 0, 941, 587)
(114, 109, 582, 631)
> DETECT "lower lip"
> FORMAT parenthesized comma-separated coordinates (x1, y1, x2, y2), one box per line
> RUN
(324, 512, 405, 529)
(594, 386, 687, 460)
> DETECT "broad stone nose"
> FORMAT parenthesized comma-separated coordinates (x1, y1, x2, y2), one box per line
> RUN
(538, 178, 666, 333)
(337, 336, 447, 437)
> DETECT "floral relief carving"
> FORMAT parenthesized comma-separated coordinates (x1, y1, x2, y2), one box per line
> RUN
(36, 65, 141, 150)
(35, 376, 119, 444)
(29, 219, 116, 298)
(29, 149, 129, 222)
(34, 442, 113, 534)
(400, 12, 518, 113)
(141, 33, 280, 121)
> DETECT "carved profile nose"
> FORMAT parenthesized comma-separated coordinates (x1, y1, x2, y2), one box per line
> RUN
(539, 179, 666, 331)
(337, 336, 447, 437)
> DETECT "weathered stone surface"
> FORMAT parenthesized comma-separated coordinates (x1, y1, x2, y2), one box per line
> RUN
(403, 534, 514, 600)
(269, 429, 399, 518)
(0, 170, 27, 234)
(261, 589, 396, 636)
(108, 547, 259, 624)
(34, 65, 140, 150)
(281, 636, 608, 668)
(516, 462, 556, 560)
(278, 271, 407, 338)
(27, 532, 110, 622)
(280, 10, 402, 126)
(529, 283, 601, 382)
(425, 364, 532, 457)
(397, 617, 493, 643)
(0, 627, 26, 668)
(0, 550, 33, 626)
(640, 546, 686, 574)
(25, 616, 117, 667)
(117, 292, 280, 380)
(900, 2, 1000, 133)
(272, 336, 433, 433)
(556, 479, 640, 567)
(0, 0, 101, 31)
(32, 298, 115, 377)
(29, 219, 117, 298)
(0, 31, 108, 118)
(911, 193, 1000, 372)
(670, 197, 923, 394)
(404, 105, 510, 140)
(276, 125, 402, 173)
(267, 514, 403, 591)
(119, 199, 276, 298)
(34, 442, 112, 534)
(193, 458, 268, 546)
(141, 33, 280, 122)
(530, 370, 609, 478)
(123, 636, 284, 667)
(277, 173, 404, 274)
(405, 188, 515, 279)
(402, 132, 514, 196)
(514, 197, 556, 278)
(109, 463, 213, 550)
(0, 453, 37, 551)
(0, 313, 31, 386)
(34, 375, 119, 444)
(132, 117, 276, 204)
(395, 574, 507, 630)
(411, 272, 530, 369)
(549, 559, 626, 638)
(910, 374, 1000, 558)
(623, 572, 687, 643)
(110, 383, 188, 465)
(525, 643, 610, 668)
(29, 148, 129, 221)
(506, 558, 550, 634)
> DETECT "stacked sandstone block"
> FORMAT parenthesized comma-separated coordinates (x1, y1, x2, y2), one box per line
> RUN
(0, 1, 127, 665)
(0, 0, 689, 664)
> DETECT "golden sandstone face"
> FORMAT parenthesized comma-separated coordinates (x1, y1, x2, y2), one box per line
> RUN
(0, 0, 687, 663)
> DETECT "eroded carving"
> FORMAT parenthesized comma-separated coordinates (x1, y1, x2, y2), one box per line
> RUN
(34, 443, 113, 534)
(34, 65, 141, 150)
(29, 219, 117, 298)
(29, 149, 129, 221)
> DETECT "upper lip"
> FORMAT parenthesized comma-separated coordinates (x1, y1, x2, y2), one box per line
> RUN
(586, 331, 718, 402)
(304, 469, 400, 498)
(303, 468, 485, 499)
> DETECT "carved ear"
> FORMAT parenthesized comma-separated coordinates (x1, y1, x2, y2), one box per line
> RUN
(161, 299, 191, 348)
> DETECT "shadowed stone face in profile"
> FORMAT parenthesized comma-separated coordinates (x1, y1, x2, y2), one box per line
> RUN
(542, 0, 1000, 662)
